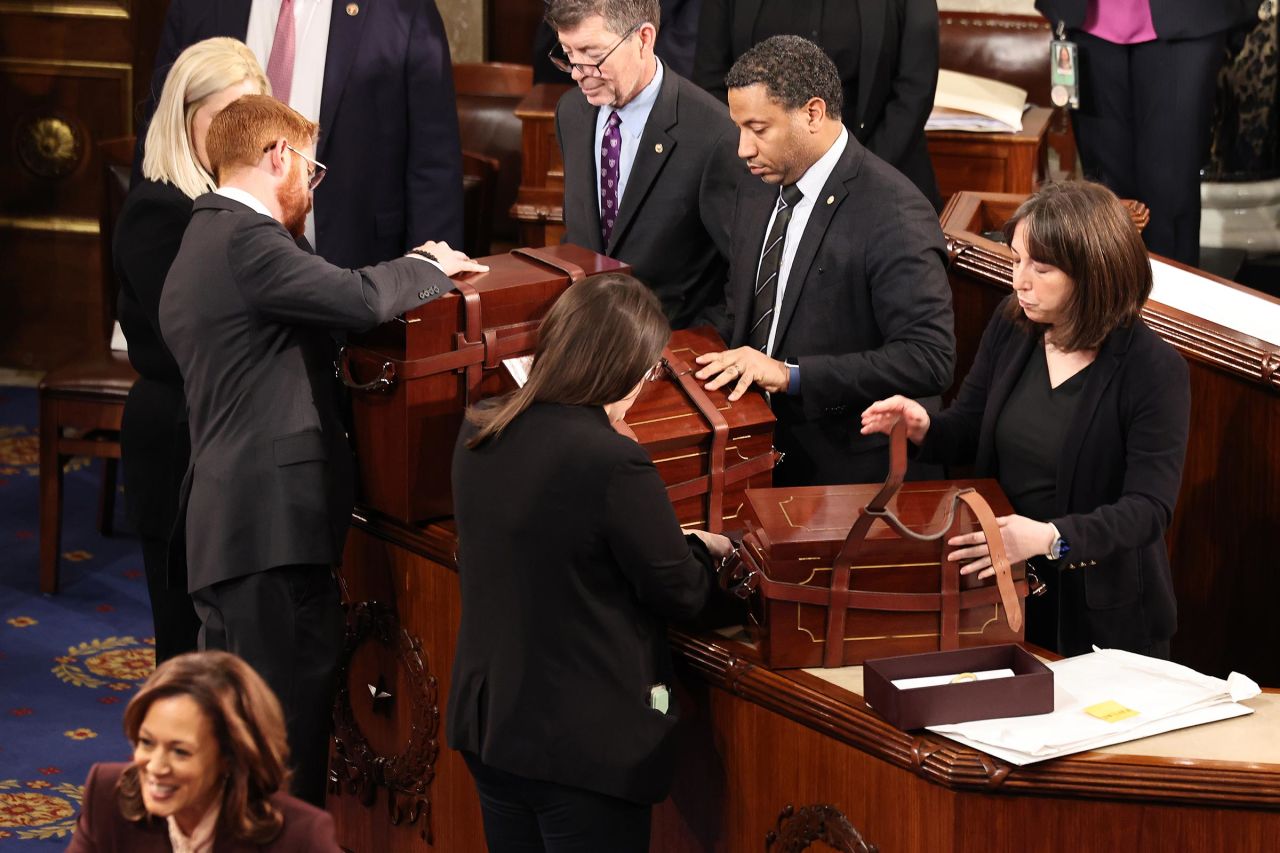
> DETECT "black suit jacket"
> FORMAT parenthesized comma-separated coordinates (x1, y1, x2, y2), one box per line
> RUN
(919, 299, 1190, 654)
(694, 0, 942, 209)
(1035, 0, 1263, 40)
(724, 135, 954, 486)
(115, 178, 192, 539)
(556, 63, 741, 329)
(158, 193, 452, 592)
(447, 403, 726, 804)
(141, 0, 463, 266)
(67, 762, 341, 852)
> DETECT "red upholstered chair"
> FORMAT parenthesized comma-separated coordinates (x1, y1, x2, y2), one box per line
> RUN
(38, 136, 139, 594)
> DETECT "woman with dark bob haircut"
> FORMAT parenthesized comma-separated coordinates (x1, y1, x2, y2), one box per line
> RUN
(67, 651, 340, 851)
(447, 273, 741, 851)
(862, 181, 1190, 658)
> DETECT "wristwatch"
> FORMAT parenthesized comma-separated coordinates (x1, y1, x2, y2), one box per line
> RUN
(1044, 523, 1070, 561)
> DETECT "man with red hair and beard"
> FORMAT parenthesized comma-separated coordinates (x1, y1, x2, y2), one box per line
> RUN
(158, 94, 485, 806)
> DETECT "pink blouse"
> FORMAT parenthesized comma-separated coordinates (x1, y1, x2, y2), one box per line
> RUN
(1083, 0, 1158, 44)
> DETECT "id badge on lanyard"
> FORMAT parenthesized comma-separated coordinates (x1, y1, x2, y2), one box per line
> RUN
(1050, 22, 1079, 109)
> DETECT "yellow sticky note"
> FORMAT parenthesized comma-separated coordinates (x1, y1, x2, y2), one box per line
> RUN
(1084, 700, 1139, 723)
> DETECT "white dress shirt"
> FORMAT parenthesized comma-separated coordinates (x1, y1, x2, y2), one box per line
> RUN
(593, 58, 665, 224)
(246, 0, 331, 249)
(757, 127, 850, 355)
(215, 185, 273, 218)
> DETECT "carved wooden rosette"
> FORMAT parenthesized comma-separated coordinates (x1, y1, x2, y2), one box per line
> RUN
(765, 803, 879, 853)
(330, 600, 440, 843)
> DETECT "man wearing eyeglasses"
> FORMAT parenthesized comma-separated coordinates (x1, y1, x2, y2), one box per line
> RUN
(547, 0, 741, 330)
(158, 95, 487, 807)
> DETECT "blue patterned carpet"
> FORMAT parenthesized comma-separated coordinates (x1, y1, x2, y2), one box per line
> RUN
(0, 385, 155, 847)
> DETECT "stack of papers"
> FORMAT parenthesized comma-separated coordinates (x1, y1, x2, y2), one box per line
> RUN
(928, 648, 1261, 765)
(926, 69, 1029, 133)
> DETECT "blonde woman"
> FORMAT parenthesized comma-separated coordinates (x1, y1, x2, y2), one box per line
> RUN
(115, 38, 267, 665)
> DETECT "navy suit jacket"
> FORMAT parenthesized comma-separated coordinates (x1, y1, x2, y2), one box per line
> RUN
(919, 298, 1190, 655)
(140, 0, 463, 268)
(1035, 0, 1263, 40)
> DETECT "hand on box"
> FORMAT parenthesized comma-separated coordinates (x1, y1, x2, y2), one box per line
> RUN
(946, 514, 1056, 579)
(693, 347, 787, 400)
(860, 395, 930, 444)
(413, 240, 489, 277)
(689, 529, 735, 559)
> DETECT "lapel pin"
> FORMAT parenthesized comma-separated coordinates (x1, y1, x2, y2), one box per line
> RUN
(346, 3, 359, 15)
(826, 195, 835, 205)
(654, 143, 664, 153)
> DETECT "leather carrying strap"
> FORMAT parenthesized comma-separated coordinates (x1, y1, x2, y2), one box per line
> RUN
(741, 420, 1025, 667)
(511, 246, 587, 282)
(338, 248, 582, 396)
(660, 347, 729, 532)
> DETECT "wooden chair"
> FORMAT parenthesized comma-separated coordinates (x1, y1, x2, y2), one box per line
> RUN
(452, 62, 534, 251)
(38, 136, 139, 594)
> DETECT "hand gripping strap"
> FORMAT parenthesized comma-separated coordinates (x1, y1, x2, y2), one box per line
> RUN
(661, 347, 729, 533)
(812, 419, 1022, 665)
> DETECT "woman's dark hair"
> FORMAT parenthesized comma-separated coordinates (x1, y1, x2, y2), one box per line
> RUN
(117, 651, 290, 844)
(1003, 181, 1152, 352)
(465, 273, 669, 447)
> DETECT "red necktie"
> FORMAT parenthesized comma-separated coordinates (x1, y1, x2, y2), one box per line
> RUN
(266, 0, 297, 105)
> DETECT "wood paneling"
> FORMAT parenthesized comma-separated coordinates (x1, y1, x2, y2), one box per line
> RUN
(0, 1, 166, 369)
(333, 515, 1280, 852)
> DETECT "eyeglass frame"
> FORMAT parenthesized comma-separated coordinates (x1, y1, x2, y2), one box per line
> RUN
(548, 22, 644, 77)
(644, 357, 671, 383)
(261, 141, 327, 191)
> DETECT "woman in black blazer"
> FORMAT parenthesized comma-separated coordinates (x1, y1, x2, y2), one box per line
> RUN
(862, 182, 1190, 657)
(448, 274, 739, 852)
(694, 0, 942, 209)
(116, 38, 266, 663)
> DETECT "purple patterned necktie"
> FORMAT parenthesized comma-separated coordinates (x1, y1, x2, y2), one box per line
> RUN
(599, 110, 622, 245)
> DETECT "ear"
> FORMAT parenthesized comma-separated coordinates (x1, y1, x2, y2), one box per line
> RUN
(638, 22, 658, 53)
(266, 138, 288, 176)
(804, 97, 827, 132)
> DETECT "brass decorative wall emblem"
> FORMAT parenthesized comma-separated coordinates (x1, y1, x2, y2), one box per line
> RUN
(330, 601, 440, 844)
(15, 116, 84, 179)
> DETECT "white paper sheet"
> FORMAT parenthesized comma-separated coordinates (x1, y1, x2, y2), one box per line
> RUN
(926, 648, 1261, 765)
(1150, 259, 1280, 347)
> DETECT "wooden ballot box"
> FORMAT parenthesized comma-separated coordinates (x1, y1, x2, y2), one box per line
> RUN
(738, 479, 1029, 669)
(339, 245, 628, 522)
(942, 191, 1280, 688)
(624, 326, 777, 531)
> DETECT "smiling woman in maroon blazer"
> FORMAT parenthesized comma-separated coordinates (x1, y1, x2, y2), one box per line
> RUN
(66, 652, 340, 852)
(862, 181, 1191, 658)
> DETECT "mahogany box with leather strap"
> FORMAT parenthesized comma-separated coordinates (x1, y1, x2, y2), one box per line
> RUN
(339, 245, 628, 522)
(621, 326, 778, 532)
(734, 422, 1039, 669)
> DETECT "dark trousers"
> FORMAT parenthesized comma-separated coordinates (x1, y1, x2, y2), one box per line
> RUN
(462, 753, 652, 853)
(1072, 30, 1227, 267)
(192, 565, 344, 807)
(139, 535, 200, 665)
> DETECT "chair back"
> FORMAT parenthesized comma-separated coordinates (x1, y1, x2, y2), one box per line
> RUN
(453, 63, 534, 245)
(98, 136, 135, 348)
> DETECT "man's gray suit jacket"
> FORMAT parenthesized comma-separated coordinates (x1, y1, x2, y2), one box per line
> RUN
(723, 137, 956, 486)
(159, 193, 453, 592)
(556, 64, 742, 329)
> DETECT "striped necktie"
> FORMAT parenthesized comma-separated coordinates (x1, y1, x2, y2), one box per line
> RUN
(749, 183, 804, 354)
